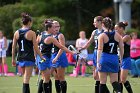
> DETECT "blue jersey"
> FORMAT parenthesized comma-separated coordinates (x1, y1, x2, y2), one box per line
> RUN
(123, 42, 130, 58)
(40, 33, 53, 58)
(93, 29, 104, 49)
(103, 31, 118, 54)
(17, 28, 35, 62)
(52, 32, 61, 53)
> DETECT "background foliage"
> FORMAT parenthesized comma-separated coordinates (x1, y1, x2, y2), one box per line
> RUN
(0, 0, 140, 39)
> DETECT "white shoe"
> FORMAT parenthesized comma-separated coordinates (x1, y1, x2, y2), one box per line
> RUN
(4, 73, 8, 76)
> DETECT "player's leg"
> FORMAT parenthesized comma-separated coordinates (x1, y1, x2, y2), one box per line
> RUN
(0, 58, 2, 76)
(2, 57, 8, 76)
(52, 68, 60, 93)
(81, 59, 86, 76)
(57, 67, 67, 93)
(98, 72, 107, 93)
(110, 73, 121, 93)
(121, 69, 133, 93)
(23, 66, 33, 93)
(41, 68, 51, 93)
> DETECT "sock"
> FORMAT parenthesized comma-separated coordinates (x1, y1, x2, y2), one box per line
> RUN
(43, 83, 50, 93)
(105, 84, 110, 93)
(124, 81, 133, 93)
(60, 81, 67, 93)
(95, 81, 100, 93)
(76, 65, 80, 75)
(99, 84, 106, 93)
(112, 81, 121, 93)
(120, 83, 123, 93)
(0, 64, 2, 73)
(37, 79, 43, 93)
(23, 83, 30, 93)
(55, 80, 61, 93)
(49, 79, 52, 93)
(3, 64, 8, 74)
(81, 65, 86, 76)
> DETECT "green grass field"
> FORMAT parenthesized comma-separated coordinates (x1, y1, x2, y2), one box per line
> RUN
(0, 75, 140, 93)
(0, 57, 140, 93)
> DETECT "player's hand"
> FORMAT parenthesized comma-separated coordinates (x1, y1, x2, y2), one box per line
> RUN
(52, 58, 57, 64)
(12, 60, 16, 67)
(97, 63, 101, 71)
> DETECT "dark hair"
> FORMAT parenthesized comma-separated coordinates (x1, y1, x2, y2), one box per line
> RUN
(21, 12, 32, 25)
(43, 19, 54, 31)
(102, 17, 113, 30)
(94, 16, 103, 22)
(116, 21, 128, 30)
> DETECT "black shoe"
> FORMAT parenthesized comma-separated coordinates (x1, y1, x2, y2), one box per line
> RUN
(131, 75, 138, 78)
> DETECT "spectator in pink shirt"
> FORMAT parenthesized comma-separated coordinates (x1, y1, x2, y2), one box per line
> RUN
(130, 32, 140, 77)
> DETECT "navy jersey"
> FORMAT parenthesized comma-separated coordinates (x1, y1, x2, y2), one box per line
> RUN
(17, 29, 35, 62)
(103, 31, 118, 54)
(123, 42, 130, 58)
(40, 33, 53, 58)
(52, 32, 61, 53)
(93, 29, 104, 49)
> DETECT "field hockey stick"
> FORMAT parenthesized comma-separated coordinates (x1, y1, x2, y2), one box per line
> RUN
(68, 45, 92, 70)
(68, 45, 79, 68)
(36, 70, 41, 86)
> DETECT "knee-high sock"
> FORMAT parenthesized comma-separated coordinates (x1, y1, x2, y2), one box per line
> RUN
(81, 65, 86, 75)
(99, 84, 107, 93)
(120, 83, 123, 93)
(23, 83, 30, 93)
(95, 81, 100, 93)
(112, 81, 121, 93)
(3, 64, 8, 74)
(55, 80, 61, 93)
(0, 64, 2, 73)
(60, 81, 67, 93)
(49, 79, 52, 93)
(43, 83, 50, 93)
(76, 65, 80, 75)
(124, 81, 133, 93)
(37, 79, 43, 93)
(105, 84, 110, 93)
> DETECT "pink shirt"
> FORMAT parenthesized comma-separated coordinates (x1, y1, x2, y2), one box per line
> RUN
(130, 39, 140, 58)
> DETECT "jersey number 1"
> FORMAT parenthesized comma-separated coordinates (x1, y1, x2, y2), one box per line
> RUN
(21, 40, 24, 51)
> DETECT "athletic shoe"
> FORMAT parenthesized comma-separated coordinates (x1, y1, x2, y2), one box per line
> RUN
(4, 73, 8, 77)
(69, 73, 78, 77)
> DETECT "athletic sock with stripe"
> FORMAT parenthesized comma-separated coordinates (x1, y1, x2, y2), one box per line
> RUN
(124, 81, 133, 93)
(95, 81, 100, 93)
(43, 83, 50, 93)
(37, 79, 43, 93)
(60, 81, 67, 93)
(55, 80, 61, 93)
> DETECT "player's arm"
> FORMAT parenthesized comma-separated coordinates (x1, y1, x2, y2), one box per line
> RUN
(118, 34, 124, 63)
(53, 34, 65, 62)
(50, 37, 74, 54)
(97, 34, 103, 66)
(4, 36, 7, 49)
(32, 31, 44, 60)
(12, 31, 18, 66)
(82, 31, 95, 49)
(123, 35, 131, 43)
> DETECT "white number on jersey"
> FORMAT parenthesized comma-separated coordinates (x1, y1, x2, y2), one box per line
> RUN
(109, 43, 115, 53)
(21, 40, 24, 51)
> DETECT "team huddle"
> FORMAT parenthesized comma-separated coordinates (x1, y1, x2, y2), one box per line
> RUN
(11, 13, 133, 93)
